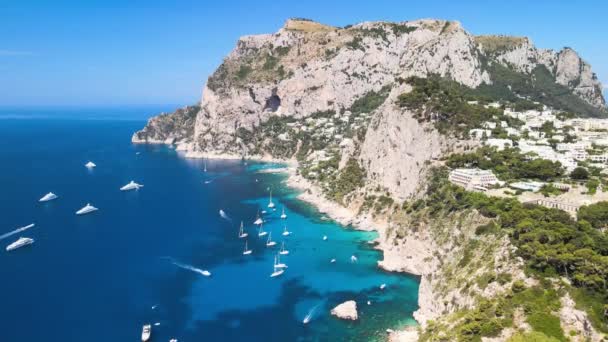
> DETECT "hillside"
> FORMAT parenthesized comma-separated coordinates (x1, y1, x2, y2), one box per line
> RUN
(132, 18, 608, 341)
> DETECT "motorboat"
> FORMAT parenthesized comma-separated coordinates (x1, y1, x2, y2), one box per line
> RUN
(141, 324, 151, 342)
(6, 237, 34, 251)
(85, 161, 96, 168)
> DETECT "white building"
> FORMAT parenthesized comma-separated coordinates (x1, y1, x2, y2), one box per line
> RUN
(485, 138, 513, 150)
(469, 129, 492, 140)
(449, 168, 501, 192)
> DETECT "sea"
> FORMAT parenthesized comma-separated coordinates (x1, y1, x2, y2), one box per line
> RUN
(0, 106, 419, 342)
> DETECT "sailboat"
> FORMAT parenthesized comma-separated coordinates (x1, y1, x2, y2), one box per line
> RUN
(258, 223, 268, 237)
(279, 241, 289, 255)
(282, 225, 291, 236)
(253, 211, 263, 225)
(280, 207, 287, 219)
(266, 232, 276, 247)
(275, 253, 288, 268)
(238, 221, 248, 238)
(267, 189, 275, 208)
(270, 255, 284, 277)
(243, 240, 252, 255)
(203, 160, 207, 172)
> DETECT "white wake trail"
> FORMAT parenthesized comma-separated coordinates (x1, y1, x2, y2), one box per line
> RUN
(0, 223, 35, 241)
(169, 258, 211, 277)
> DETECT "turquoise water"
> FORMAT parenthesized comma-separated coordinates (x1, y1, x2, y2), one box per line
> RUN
(0, 109, 419, 341)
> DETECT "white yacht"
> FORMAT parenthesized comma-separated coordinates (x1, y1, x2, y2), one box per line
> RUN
(323, 235, 328, 241)
(266, 232, 276, 247)
(170, 339, 178, 342)
(203, 160, 207, 172)
(243, 240, 252, 255)
(120, 180, 143, 191)
(380, 283, 387, 290)
(279, 241, 289, 255)
(141, 324, 151, 342)
(330, 258, 336, 263)
(6, 237, 34, 251)
(270, 256, 284, 278)
(238, 221, 248, 238)
(350, 255, 358, 263)
(280, 207, 287, 219)
(201, 270, 211, 277)
(258, 224, 267, 237)
(85, 161, 96, 168)
(39, 192, 58, 202)
(267, 190, 275, 208)
(282, 225, 291, 236)
(76, 203, 98, 215)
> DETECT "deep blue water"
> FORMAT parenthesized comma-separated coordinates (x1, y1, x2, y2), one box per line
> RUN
(0, 108, 419, 341)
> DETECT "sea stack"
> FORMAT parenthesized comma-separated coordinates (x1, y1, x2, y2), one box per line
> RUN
(331, 300, 358, 320)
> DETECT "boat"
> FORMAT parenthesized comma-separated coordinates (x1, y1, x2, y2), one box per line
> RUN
(330, 258, 336, 263)
(270, 256, 284, 277)
(323, 235, 328, 241)
(203, 160, 207, 172)
(238, 221, 248, 238)
(154, 322, 160, 326)
(141, 324, 151, 342)
(85, 161, 96, 168)
(280, 207, 287, 219)
(303, 304, 319, 324)
(254, 217, 263, 225)
(201, 270, 211, 277)
(282, 225, 291, 236)
(380, 283, 386, 290)
(266, 232, 276, 247)
(6, 237, 34, 251)
(275, 253, 288, 269)
(76, 203, 98, 215)
(120, 180, 143, 191)
(350, 255, 358, 263)
(261, 210, 267, 214)
(170, 339, 178, 342)
(279, 241, 289, 255)
(39, 192, 58, 202)
(258, 223, 267, 237)
(243, 240, 252, 255)
(267, 189, 275, 208)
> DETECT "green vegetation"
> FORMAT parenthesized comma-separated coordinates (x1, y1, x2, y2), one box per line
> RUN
(476, 63, 607, 118)
(349, 85, 391, 114)
(420, 284, 568, 341)
(570, 166, 589, 180)
(327, 158, 365, 203)
(396, 75, 534, 137)
(577, 201, 608, 229)
(539, 184, 565, 197)
(236, 64, 252, 80)
(446, 146, 565, 182)
(417, 167, 608, 334)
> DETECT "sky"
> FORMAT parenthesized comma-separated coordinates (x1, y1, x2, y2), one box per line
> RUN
(0, 0, 606, 107)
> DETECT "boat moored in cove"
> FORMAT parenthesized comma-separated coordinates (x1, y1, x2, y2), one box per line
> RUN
(76, 203, 98, 215)
(85, 161, 96, 168)
(6, 237, 34, 251)
(39, 192, 58, 202)
(120, 180, 143, 191)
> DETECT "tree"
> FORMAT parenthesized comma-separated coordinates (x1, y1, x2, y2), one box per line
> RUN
(570, 167, 589, 180)
(577, 202, 608, 229)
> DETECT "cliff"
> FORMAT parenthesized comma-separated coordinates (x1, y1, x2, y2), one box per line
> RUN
(133, 18, 608, 341)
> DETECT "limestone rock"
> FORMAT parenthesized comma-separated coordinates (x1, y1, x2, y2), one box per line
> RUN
(330, 300, 358, 320)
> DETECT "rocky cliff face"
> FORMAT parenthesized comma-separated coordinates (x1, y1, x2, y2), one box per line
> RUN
(134, 19, 606, 202)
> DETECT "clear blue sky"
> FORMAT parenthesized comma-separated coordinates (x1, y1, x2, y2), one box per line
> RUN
(1, 0, 606, 107)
